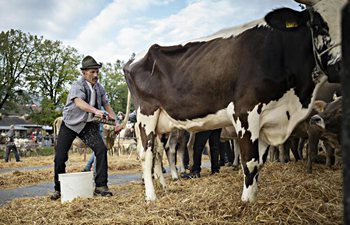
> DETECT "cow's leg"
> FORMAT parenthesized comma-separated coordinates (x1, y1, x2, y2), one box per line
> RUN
(153, 135, 167, 188)
(297, 138, 306, 160)
(307, 127, 321, 173)
(165, 132, 179, 180)
(278, 144, 288, 163)
(232, 139, 240, 169)
(289, 138, 300, 161)
(284, 140, 292, 162)
(136, 109, 160, 201)
(176, 131, 187, 173)
(269, 145, 276, 162)
(324, 143, 335, 167)
(239, 136, 269, 203)
(186, 132, 195, 172)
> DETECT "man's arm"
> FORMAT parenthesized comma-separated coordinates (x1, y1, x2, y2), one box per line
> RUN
(73, 97, 105, 118)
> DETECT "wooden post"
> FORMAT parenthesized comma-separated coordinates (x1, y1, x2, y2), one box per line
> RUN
(341, 2, 350, 224)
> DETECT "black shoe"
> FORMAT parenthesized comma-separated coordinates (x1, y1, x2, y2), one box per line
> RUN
(81, 168, 90, 172)
(94, 186, 113, 197)
(50, 190, 61, 200)
(181, 171, 200, 179)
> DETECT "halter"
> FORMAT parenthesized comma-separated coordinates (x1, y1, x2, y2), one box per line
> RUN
(307, 8, 341, 78)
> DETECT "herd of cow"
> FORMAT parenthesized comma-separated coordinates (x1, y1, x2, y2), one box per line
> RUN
(1, 0, 348, 207)
(120, 0, 349, 203)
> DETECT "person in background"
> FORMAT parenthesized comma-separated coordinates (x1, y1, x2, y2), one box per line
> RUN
(44, 133, 50, 147)
(117, 111, 125, 122)
(50, 55, 121, 200)
(82, 152, 96, 174)
(4, 125, 21, 162)
(219, 141, 233, 167)
(181, 129, 221, 178)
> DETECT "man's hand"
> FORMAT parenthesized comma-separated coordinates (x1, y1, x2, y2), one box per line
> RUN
(93, 109, 106, 119)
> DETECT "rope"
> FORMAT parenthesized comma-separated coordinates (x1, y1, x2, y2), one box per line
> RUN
(151, 60, 156, 76)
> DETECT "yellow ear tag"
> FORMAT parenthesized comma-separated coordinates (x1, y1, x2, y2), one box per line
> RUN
(285, 21, 298, 28)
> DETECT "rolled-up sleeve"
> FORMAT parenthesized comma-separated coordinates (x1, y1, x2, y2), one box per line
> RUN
(100, 85, 110, 107)
(68, 83, 86, 102)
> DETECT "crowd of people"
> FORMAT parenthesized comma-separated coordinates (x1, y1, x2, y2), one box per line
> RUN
(2, 126, 55, 162)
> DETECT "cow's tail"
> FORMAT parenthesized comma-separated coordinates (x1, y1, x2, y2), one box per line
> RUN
(53, 116, 62, 147)
(119, 89, 131, 129)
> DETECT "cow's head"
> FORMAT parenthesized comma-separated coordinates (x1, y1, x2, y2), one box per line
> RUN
(309, 97, 342, 132)
(265, 0, 346, 83)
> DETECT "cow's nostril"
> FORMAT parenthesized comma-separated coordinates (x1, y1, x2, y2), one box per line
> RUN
(310, 116, 322, 124)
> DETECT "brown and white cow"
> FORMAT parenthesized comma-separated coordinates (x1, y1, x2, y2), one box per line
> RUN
(53, 117, 89, 159)
(307, 97, 342, 173)
(123, 0, 345, 202)
(164, 129, 190, 178)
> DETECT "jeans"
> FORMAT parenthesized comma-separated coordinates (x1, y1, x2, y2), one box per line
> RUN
(4, 144, 20, 162)
(192, 129, 221, 173)
(84, 152, 96, 175)
(54, 121, 108, 191)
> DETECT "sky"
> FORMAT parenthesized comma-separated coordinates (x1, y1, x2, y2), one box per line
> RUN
(0, 0, 302, 64)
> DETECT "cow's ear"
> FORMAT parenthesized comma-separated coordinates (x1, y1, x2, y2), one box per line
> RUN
(265, 8, 307, 31)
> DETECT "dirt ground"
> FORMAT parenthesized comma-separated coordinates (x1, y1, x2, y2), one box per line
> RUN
(0, 152, 343, 225)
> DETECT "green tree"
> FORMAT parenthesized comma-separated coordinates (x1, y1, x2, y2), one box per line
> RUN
(26, 40, 81, 107)
(100, 60, 131, 114)
(29, 97, 62, 125)
(0, 29, 41, 112)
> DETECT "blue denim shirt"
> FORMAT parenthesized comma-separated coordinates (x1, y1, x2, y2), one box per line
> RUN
(63, 76, 110, 133)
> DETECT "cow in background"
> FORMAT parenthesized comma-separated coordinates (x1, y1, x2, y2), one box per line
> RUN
(123, 0, 346, 202)
(103, 124, 117, 155)
(53, 117, 89, 159)
(273, 81, 340, 164)
(0, 133, 7, 145)
(307, 97, 343, 173)
(113, 122, 136, 155)
(220, 126, 240, 168)
(163, 130, 190, 178)
(14, 138, 38, 157)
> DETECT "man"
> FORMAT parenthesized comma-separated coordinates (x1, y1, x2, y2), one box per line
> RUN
(181, 129, 221, 178)
(50, 55, 120, 200)
(4, 125, 20, 162)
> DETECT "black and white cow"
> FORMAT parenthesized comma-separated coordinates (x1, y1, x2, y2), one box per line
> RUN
(164, 130, 189, 178)
(123, 0, 346, 202)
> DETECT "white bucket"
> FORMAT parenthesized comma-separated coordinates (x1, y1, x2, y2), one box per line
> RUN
(58, 171, 94, 203)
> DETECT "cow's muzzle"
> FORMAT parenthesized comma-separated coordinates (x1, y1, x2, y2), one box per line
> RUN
(309, 115, 325, 129)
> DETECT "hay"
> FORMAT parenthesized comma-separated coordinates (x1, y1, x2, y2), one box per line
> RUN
(0, 153, 141, 189)
(0, 155, 54, 169)
(0, 161, 343, 224)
